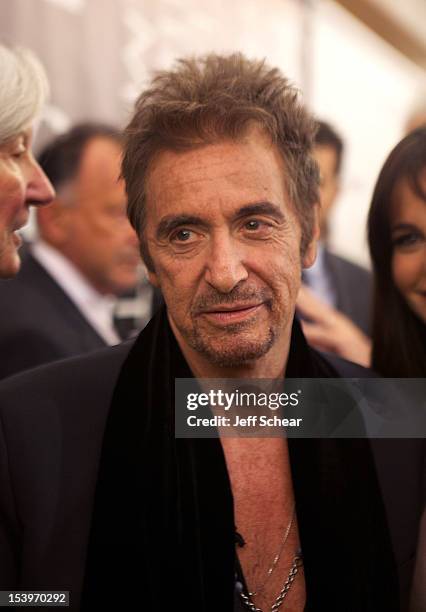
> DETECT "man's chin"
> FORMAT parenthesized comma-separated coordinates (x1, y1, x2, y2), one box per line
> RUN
(0, 247, 21, 279)
(189, 333, 275, 368)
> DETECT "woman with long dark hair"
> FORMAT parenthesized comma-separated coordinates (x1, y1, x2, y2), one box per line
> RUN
(368, 126, 426, 377)
(368, 128, 426, 611)
(298, 126, 426, 377)
(298, 127, 426, 610)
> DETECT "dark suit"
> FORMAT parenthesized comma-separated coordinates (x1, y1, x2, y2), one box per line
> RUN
(326, 250, 373, 335)
(0, 343, 128, 609)
(0, 252, 107, 380)
(0, 333, 422, 610)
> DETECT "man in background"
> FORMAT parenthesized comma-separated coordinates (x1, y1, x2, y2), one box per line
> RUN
(300, 120, 372, 335)
(0, 123, 142, 379)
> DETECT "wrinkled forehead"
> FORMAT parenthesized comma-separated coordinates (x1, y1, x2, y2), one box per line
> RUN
(144, 131, 290, 224)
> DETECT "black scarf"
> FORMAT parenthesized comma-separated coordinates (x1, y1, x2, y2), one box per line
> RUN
(81, 307, 398, 611)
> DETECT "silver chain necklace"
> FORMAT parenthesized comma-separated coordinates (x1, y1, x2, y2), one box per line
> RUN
(239, 551, 303, 612)
(236, 503, 300, 612)
(245, 503, 296, 596)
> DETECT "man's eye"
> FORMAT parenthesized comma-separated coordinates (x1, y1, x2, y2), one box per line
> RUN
(172, 229, 193, 242)
(245, 220, 262, 231)
(243, 219, 273, 235)
(12, 146, 26, 159)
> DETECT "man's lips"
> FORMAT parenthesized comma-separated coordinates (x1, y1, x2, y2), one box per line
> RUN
(197, 302, 265, 323)
(13, 215, 29, 232)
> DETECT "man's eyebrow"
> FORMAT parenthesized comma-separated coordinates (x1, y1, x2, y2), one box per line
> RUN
(155, 202, 285, 239)
(3, 132, 25, 149)
(156, 215, 207, 240)
(236, 201, 285, 222)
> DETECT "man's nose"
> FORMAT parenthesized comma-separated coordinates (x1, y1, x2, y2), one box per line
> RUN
(25, 158, 55, 207)
(204, 233, 248, 293)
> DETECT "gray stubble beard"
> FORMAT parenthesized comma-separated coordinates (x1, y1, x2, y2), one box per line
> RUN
(185, 318, 276, 367)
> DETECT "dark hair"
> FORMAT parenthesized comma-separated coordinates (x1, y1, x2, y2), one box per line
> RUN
(38, 122, 122, 190)
(368, 126, 426, 377)
(314, 120, 344, 174)
(122, 53, 319, 271)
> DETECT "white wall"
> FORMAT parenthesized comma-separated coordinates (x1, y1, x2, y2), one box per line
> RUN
(311, 0, 426, 266)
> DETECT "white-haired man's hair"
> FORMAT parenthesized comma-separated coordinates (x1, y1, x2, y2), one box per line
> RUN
(0, 44, 49, 145)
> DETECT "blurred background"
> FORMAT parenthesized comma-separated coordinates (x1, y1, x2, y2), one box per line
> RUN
(1, 0, 425, 267)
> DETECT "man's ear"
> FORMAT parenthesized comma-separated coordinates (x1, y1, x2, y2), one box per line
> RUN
(302, 203, 320, 269)
(140, 238, 159, 287)
(147, 269, 160, 288)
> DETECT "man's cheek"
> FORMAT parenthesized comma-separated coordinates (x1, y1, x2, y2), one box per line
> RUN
(161, 256, 195, 281)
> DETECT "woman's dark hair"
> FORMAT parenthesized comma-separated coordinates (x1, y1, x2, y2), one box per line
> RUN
(368, 126, 426, 376)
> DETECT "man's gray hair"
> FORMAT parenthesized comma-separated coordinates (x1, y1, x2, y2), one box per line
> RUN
(0, 44, 49, 145)
(122, 53, 319, 271)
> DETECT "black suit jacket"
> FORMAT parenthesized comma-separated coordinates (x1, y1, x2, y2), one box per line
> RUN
(0, 343, 129, 608)
(325, 250, 373, 335)
(0, 252, 107, 380)
(0, 337, 423, 610)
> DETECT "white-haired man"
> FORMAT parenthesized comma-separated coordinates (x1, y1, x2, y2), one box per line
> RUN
(0, 44, 54, 278)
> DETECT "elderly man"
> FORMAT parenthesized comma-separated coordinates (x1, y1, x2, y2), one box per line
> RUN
(0, 44, 54, 279)
(0, 55, 404, 611)
(0, 123, 142, 379)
